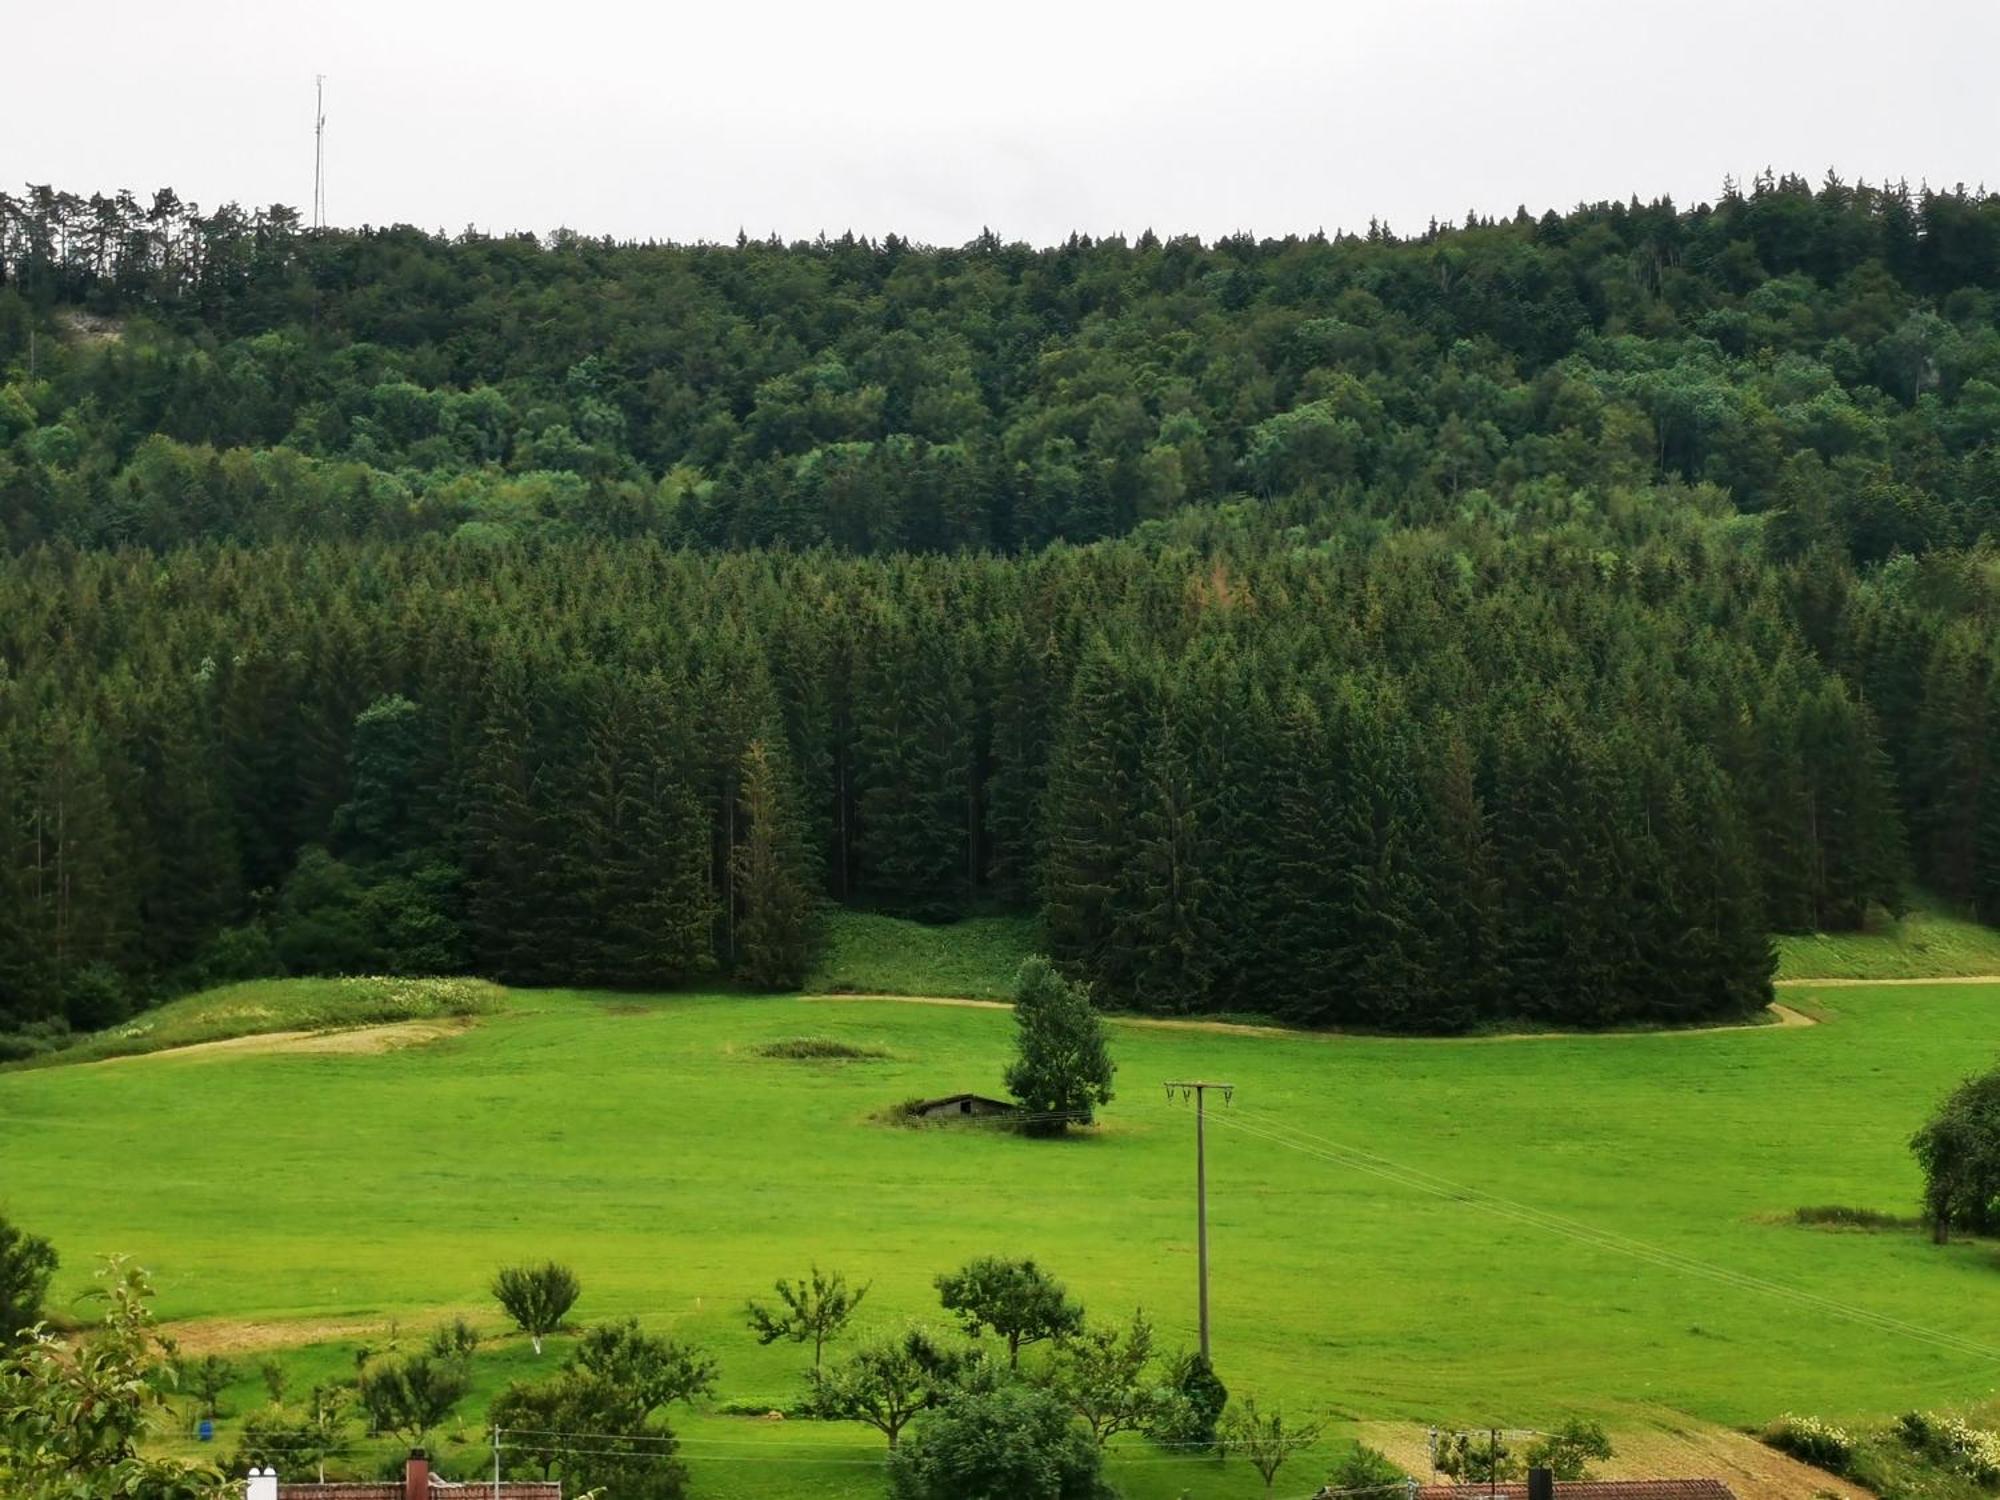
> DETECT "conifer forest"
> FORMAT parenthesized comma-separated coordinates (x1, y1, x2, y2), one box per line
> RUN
(2, 174, 1997, 1038)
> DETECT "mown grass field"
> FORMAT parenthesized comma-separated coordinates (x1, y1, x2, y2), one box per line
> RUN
(6, 934, 2000, 1498)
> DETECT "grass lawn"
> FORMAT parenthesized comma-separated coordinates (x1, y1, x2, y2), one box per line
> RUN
(1775, 896, 2000, 982)
(9, 971, 2000, 1496)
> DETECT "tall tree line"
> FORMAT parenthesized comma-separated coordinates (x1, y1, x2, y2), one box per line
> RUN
(0, 510, 1960, 1036)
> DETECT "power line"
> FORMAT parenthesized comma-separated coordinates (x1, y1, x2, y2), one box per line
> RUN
(1220, 1103, 2000, 1357)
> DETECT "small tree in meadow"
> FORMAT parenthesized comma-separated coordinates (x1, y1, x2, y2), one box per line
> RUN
(1436, 1429, 1522, 1483)
(1046, 1308, 1158, 1446)
(258, 1357, 289, 1404)
(1911, 1068, 2000, 1243)
(427, 1316, 481, 1363)
(745, 1264, 869, 1370)
(935, 1255, 1083, 1369)
(1004, 959, 1114, 1136)
(570, 1318, 717, 1415)
(1526, 1418, 1614, 1479)
(810, 1328, 957, 1450)
(187, 1354, 237, 1420)
(1221, 1396, 1325, 1493)
(357, 1353, 469, 1444)
(492, 1261, 581, 1354)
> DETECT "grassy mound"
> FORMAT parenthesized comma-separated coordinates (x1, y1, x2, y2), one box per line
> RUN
(1775, 896, 2000, 981)
(10, 975, 504, 1069)
(808, 910, 1036, 999)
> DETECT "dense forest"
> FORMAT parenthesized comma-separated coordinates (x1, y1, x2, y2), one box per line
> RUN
(0, 171, 1995, 1040)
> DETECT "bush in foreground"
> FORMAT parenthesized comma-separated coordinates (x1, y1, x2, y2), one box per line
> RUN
(887, 1383, 1111, 1500)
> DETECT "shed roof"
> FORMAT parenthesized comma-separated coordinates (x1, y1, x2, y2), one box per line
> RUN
(913, 1092, 1016, 1109)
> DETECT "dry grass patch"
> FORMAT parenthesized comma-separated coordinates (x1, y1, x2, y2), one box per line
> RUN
(90, 1016, 475, 1065)
(1356, 1417, 1870, 1500)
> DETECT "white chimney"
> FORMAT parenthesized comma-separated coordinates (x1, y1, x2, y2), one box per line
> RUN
(245, 1466, 279, 1500)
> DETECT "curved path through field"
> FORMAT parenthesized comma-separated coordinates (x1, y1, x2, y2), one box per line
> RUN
(801, 993, 1821, 1039)
(83, 1016, 475, 1066)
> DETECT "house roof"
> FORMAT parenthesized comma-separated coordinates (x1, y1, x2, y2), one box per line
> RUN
(1416, 1483, 1736, 1500)
(274, 1485, 560, 1499)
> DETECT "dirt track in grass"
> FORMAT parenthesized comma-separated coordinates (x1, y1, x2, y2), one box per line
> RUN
(85, 1016, 475, 1066)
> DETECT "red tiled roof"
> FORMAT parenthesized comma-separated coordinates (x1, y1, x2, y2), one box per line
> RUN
(274, 1485, 559, 1499)
(1417, 1484, 1736, 1500)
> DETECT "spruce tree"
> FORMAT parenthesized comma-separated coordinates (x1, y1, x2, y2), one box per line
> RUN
(733, 739, 820, 989)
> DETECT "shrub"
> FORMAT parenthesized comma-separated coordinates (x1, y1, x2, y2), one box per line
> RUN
(887, 1383, 1110, 1500)
(0, 1211, 59, 1348)
(193, 923, 281, 986)
(63, 963, 131, 1031)
(428, 1316, 481, 1361)
(1767, 1414, 1855, 1472)
(0, 1020, 69, 1064)
(754, 1036, 889, 1061)
(1897, 1410, 2000, 1484)
(1147, 1349, 1228, 1450)
(1327, 1443, 1408, 1490)
(1792, 1205, 1918, 1230)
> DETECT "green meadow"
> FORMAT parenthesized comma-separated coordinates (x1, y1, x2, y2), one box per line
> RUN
(1773, 896, 2000, 983)
(7, 940, 2000, 1496)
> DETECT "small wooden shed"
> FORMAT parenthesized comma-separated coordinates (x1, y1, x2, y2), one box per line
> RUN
(911, 1092, 1018, 1121)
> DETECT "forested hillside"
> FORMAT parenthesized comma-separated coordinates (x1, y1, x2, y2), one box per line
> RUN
(0, 172, 1995, 1039)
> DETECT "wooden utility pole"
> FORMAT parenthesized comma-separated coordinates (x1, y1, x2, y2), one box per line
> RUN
(1165, 1079, 1233, 1360)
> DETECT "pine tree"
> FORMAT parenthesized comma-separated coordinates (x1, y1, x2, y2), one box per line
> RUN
(733, 739, 819, 989)
(1040, 639, 1146, 998)
(853, 610, 974, 921)
(465, 660, 559, 984)
(1125, 692, 1218, 1014)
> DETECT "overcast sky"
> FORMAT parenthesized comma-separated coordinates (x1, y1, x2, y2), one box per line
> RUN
(8, 0, 1996, 248)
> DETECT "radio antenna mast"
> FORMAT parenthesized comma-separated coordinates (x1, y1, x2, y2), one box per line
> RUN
(312, 75, 327, 230)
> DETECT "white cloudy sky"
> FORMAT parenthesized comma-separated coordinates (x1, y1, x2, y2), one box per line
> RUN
(8, 0, 1996, 246)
